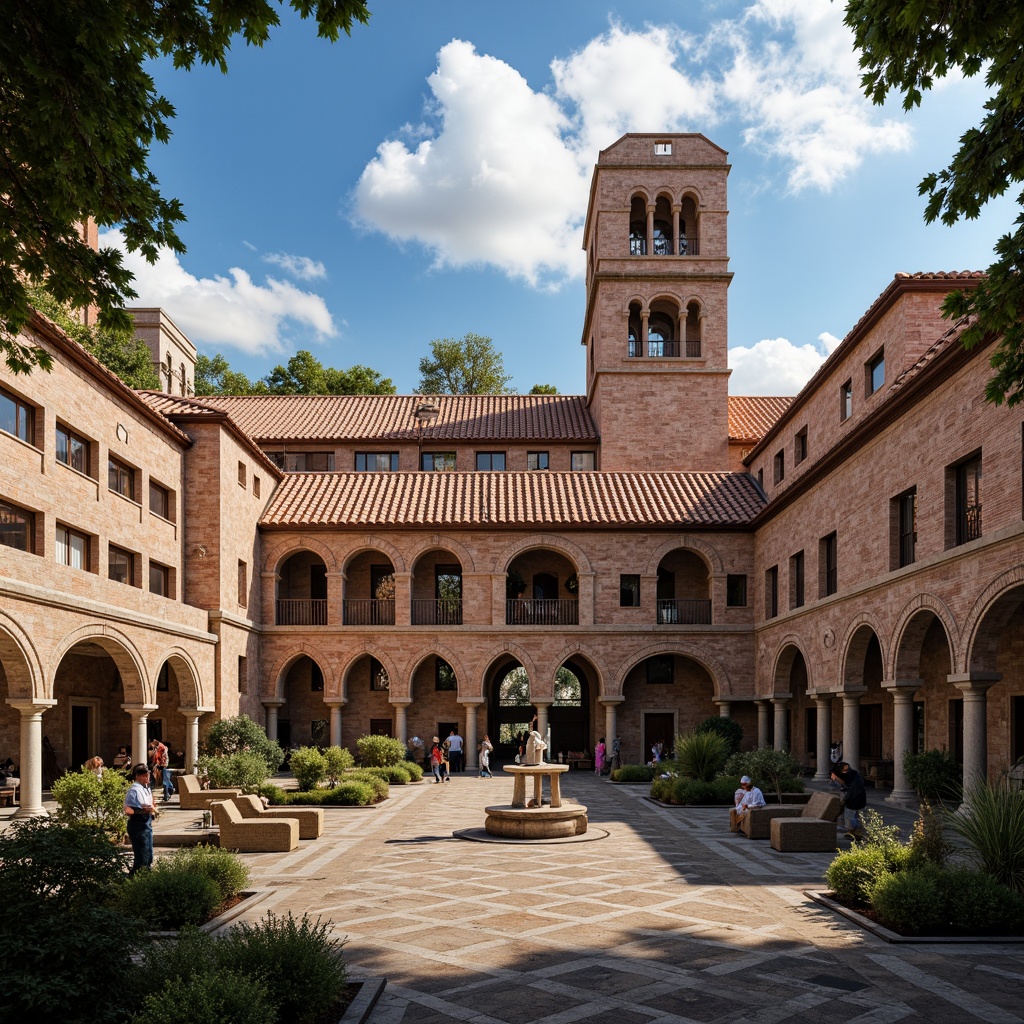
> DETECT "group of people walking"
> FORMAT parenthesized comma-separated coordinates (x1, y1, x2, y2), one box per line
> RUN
(429, 730, 496, 782)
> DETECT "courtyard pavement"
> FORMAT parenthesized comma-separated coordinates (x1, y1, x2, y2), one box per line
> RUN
(155, 771, 1024, 1024)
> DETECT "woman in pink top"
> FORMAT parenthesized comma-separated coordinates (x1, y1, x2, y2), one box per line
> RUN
(594, 738, 606, 775)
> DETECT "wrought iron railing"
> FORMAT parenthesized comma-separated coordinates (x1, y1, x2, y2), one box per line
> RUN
(342, 599, 395, 626)
(275, 599, 327, 626)
(411, 599, 463, 625)
(506, 599, 579, 626)
(656, 599, 712, 625)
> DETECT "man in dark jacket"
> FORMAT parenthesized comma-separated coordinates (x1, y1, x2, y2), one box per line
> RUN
(831, 761, 867, 838)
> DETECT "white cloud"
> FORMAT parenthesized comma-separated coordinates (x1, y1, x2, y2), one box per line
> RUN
(728, 335, 833, 395)
(100, 229, 336, 355)
(263, 252, 327, 280)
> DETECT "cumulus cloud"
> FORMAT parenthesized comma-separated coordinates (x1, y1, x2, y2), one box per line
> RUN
(263, 252, 327, 280)
(100, 229, 336, 355)
(728, 335, 836, 395)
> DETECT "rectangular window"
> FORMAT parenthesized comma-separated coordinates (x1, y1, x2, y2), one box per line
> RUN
(108, 545, 134, 585)
(237, 560, 247, 607)
(820, 532, 838, 597)
(646, 655, 673, 684)
(527, 451, 549, 471)
(572, 451, 596, 471)
(475, 452, 506, 471)
(237, 461, 246, 487)
(355, 452, 399, 471)
(840, 380, 853, 421)
(253, 475, 261, 498)
(773, 449, 785, 484)
(894, 489, 917, 568)
(422, 452, 456, 471)
(954, 452, 982, 545)
(654, 141, 672, 156)
(149, 561, 170, 597)
(0, 386, 34, 444)
(149, 480, 171, 520)
(435, 658, 457, 691)
(867, 349, 885, 395)
(790, 551, 805, 609)
(238, 655, 247, 694)
(795, 427, 808, 464)
(56, 424, 90, 475)
(765, 565, 779, 618)
(56, 524, 89, 570)
(619, 574, 641, 607)
(370, 657, 390, 691)
(0, 498, 34, 552)
(726, 574, 747, 607)
(270, 452, 336, 472)
(108, 457, 135, 500)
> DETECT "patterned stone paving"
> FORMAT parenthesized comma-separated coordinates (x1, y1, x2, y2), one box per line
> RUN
(191, 774, 1024, 1022)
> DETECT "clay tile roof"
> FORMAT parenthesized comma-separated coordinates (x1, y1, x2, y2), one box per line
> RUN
(261, 471, 765, 529)
(728, 396, 793, 444)
(889, 315, 972, 396)
(188, 394, 599, 443)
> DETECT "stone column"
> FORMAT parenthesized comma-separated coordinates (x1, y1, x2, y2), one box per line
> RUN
(180, 709, 203, 773)
(841, 691, 864, 770)
(123, 702, 158, 769)
(755, 700, 770, 749)
(715, 701, 731, 718)
(7, 699, 56, 818)
(392, 700, 410, 745)
(601, 700, 619, 748)
(813, 695, 833, 781)
(534, 702, 551, 757)
(951, 673, 1000, 792)
(640, 309, 649, 344)
(263, 699, 285, 742)
(461, 702, 481, 770)
(884, 680, 921, 806)
(772, 696, 789, 751)
(646, 205, 655, 255)
(325, 699, 346, 748)
(672, 205, 681, 253)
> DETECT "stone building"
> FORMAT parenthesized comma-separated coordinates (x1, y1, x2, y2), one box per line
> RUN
(1, 133, 1021, 816)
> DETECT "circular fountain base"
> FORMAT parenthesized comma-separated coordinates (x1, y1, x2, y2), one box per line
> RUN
(484, 802, 589, 840)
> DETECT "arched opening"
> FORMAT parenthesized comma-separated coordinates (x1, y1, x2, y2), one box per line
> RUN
(549, 661, 594, 762)
(647, 298, 680, 357)
(773, 646, 811, 762)
(844, 625, 886, 772)
(680, 195, 699, 255)
(411, 549, 463, 625)
(342, 654, 392, 749)
(151, 660, 186, 766)
(656, 549, 711, 624)
(627, 301, 643, 358)
(895, 612, 954, 760)
(652, 196, 674, 255)
(278, 655, 328, 750)
(344, 551, 395, 625)
(409, 654, 460, 753)
(506, 549, 578, 625)
(685, 301, 702, 357)
(0, 633, 32, 780)
(629, 196, 647, 255)
(276, 550, 328, 625)
(487, 660, 534, 763)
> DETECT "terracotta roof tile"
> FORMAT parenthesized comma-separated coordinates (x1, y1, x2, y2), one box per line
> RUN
(189, 394, 599, 443)
(889, 316, 972, 396)
(261, 471, 764, 529)
(728, 396, 793, 444)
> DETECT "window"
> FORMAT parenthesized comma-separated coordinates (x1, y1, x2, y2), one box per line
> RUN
(475, 452, 506, 471)
(149, 481, 172, 520)
(108, 545, 135, 585)
(840, 380, 853, 421)
(654, 141, 672, 156)
(619, 574, 640, 607)
(253, 475, 261, 498)
(237, 461, 246, 487)
(953, 452, 982, 545)
(867, 349, 885, 395)
(773, 449, 785, 485)
(726, 574, 747, 607)
(237, 560, 247, 607)
(311, 662, 324, 691)
(572, 451, 596, 471)
(820, 532, 838, 597)
(56, 524, 89, 570)
(149, 560, 170, 597)
(0, 387, 34, 444)
(435, 659, 457, 691)
(56, 424, 90, 475)
(795, 427, 808, 464)
(646, 655, 674, 684)
(527, 451, 549, 471)
(765, 565, 779, 618)
(893, 488, 917, 568)
(355, 452, 399, 471)
(269, 452, 335, 472)
(0, 498, 34, 552)
(370, 657, 390, 691)
(790, 551, 805, 609)
(108, 457, 135, 500)
(238, 655, 247, 694)
(422, 452, 456, 471)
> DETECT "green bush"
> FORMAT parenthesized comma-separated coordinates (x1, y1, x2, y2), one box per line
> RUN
(163, 844, 250, 901)
(661, 776, 740, 805)
(319, 782, 376, 805)
(289, 746, 328, 791)
(323, 745, 355, 785)
(268, 782, 377, 806)
(869, 868, 945, 935)
(403, 760, 424, 782)
(344, 770, 390, 800)
(52, 767, 130, 841)
(130, 970, 274, 1024)
(949, 777, 1024, 894)
(204, 714, 284, 774)
(610, 764, 655, 783)
(695, 715, 744, 755)
(908, 800, 955, 867)
(723, 749, 803, 801)
(357, 764, 412, 785)
(902, 748, 962, 803)
(356, 734, 408, 767)
(672, 731, 730, 781)
(259, 783, 288, 804)
(936, 869, 1024, 935)
(825, 843, 916, 905)
(120, 866, 222, 929)
(196, 750, 272, 793)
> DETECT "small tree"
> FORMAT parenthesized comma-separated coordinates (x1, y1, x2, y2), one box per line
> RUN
(417, 334, 514, 394)
(288, 747, 328, 792)
(694, 716, 744, 755)
(724, 748, 802, 803)
(204, 714, 284, 774)
(902, 748, 962, 805)
(196, 751, 271, 794)
(52, 768, 130, 840)
(356, 735, 407, 768)
(323, 746, 354, 787)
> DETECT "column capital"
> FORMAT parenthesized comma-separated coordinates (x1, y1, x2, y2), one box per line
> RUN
(324, 697, 348, 708)
(841, 688, 867, 702)
(771, 693, 791, 705)
(949, 672, 1001, 695)
(599, 697, 624, 708)
(121, 703, 158, 715)
(6, 698, 57, 713)
(457, 698, 483, 708)
(809, 693, 832, 706)
(389, 697, 413, 707)
(262, 699, 285, 709)
(532, 701, 552, 709)
(882, 678, 923, 693)
(177, 707, 209, 719)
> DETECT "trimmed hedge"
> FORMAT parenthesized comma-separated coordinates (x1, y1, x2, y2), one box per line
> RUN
(261, 781, 378, 806)
(611, 764, 655, 783)
(120, 868, 221, 930)
(356, 764, 412, 785)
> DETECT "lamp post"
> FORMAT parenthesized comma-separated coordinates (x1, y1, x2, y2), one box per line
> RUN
(413, 400, 439, 468)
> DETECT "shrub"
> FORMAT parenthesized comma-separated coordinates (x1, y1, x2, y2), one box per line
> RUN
(666, 777, 740, 805)
(204, 714, 284, 774)
(723, 748, 803, 802)
(902, 748, 961, 804)
(357, 764, 412, 785)
(936, 869, 1024, 935)
(949, 777, 1024, 895)
(909, 799, 955, 867)
(120, 866, 222, 929)
(163, 844, 250, 901)
(672, 731, 730, 781)
(859, 808, 904, 850)
(318, 782, 376, 805)
(611, 764, 655, 783)
(259, 783, 288, 805)
(344, 770, 390, 801)
(869, 868, 944, 935)
(695, 715, 744, 755)
(825, 843, 915, 905)
(129, 970, 274, 1024)
(52, 767, 130, 841)
(196, 750, 272, 793)
(403, 760, 424, 782)
(323, 745, 355, 785)
(356, 734, 408, 767)
(289, 746, 328, 791)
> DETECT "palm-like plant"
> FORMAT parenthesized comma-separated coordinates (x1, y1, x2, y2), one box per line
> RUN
(949, 778, 1024, 895)
(673, 731, 730, 782)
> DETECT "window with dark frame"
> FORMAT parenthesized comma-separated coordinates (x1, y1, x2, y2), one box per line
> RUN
(238, 655, 247, 694)
(149, 561, 170, 597)
(757, 467, 764, 488)
(773, 449, 785, 484)
(527, 451, 549, 470)
(237, 461, 246, 487)
(149, 480, 171, 519)
(253, 475, 261, 497)
(765, 565, 779, 618)
(108, 545, 134, 585)
(237, 559, 247, 606)
(840, 380, 853, 421)
(475, 452, 506, 471)
(726, 574, 747, 607)
(790, 551, 805, 609)
(0, 386, 34, 444)
(269, 451, 336, 472)
(867, 349, 885, 395)
(0, 498, 34, 552)
(954, 452, 982, 545)
(821, 532, 838, 597)
(435, 658, 457, 691)
(421, 451, 456, 471)
(898, 489, 917, 567)
(619, 574, 641, 607)
(108, 457, 135, 500)
(355, 452, 399, 471)
(646, 655, 673, 684)
(56, 424, 89, 475)
(795, 427, 808, 464)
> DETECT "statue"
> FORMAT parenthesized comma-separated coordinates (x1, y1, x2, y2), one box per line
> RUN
(524, 730, 547, 766)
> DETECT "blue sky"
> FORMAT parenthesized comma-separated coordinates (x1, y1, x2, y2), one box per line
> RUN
(105, 0, 1013, 397)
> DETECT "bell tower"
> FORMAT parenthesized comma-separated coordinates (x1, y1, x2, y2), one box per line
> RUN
(580, 134, 732, 471)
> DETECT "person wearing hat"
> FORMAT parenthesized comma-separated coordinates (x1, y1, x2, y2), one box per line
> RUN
(729, 775, 766, 832)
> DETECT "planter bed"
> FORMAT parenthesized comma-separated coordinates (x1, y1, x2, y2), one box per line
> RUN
(147, 888, 272, 937)
(338, 978, 387, 1023)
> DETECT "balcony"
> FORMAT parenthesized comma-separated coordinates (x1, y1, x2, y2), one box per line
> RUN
(343, 599, 395, 626)
(506, 599, 578, 626)
(656, 599, 712, 625)
(275, 599, 327, 626)
(627, 339, 702, 359)
(629, 236, 700, 257)
(411, 598, 463, 625)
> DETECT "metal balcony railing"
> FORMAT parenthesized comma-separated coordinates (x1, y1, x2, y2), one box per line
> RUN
(656, 599, 712, 625)
(628, 339, 702, 358)
(411, 598, 463, 625)
(958, 503, 982, 545)
(506, 599, 579, 626)
(275, 599, 327, 626)
(342, 599, 395, 626)
(628, 236, 700, 257)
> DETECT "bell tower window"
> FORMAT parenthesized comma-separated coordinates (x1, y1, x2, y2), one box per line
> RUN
(629, 196, 647, 255)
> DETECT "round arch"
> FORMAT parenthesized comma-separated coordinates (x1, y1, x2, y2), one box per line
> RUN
(0, 613, 44, 700)
(265, 643, 337, 701)
(772, 637, 813, 694)
(890, 596, 958, 680)
(613, 641, 729, 700)
(154, 647, 205, 708)
(50, 625, 148, 703)
(337, 643, 402, 700)
(644, 535, 722, 577)
(492, 534, 592, 575)
(407, 535, 476, 574)
(961, 567, 1024, 675)
(263, 535, 338, 575)
(628, 187, 651, 206)
(340, 536, 407, 575)
(622, 294, 651, 315)
(680, 187, 704, 208)
(841, 616, 886, 690)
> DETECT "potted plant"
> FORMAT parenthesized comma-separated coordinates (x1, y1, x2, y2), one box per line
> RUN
(564, 573, 578, 595)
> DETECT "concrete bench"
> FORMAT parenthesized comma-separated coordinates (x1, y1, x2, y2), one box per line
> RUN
(770, 815, 838, 852)
(234, 793, 323, 839)
(211, 799, 299, 853)
(177, 773, 242, 810)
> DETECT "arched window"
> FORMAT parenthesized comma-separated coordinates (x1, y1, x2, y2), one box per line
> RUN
(629, 196, 647, 255)
(685, 302, 702, 357)
(648, 313, 676, 357)
(653, 197, 673, 255)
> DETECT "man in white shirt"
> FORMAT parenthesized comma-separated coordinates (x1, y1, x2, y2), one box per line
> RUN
(729, 775, 766, 832)
(447, 729, 464, 773)
(124, 764, 156, 873)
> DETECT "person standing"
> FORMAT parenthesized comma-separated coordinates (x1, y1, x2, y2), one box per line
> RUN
(832, 761, 867, 838)
(124, 764, 156, 874)
(610, 735, 621, 772)
(479, 734, 493, 778)
(148, 737, 174, 803)
(594, 737, 606, 776)
(430, 738, 449, 783)
(447, 728, 464, 773)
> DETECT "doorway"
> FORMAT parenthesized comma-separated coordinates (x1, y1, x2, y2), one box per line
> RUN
(643, 712, 676, 764)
